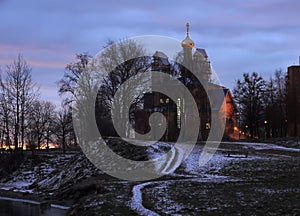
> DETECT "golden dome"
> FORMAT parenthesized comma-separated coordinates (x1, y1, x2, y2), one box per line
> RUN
(182, 35, 195, 48)
(181, 22, 195, 48)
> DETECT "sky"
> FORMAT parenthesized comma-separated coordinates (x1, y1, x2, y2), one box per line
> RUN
(0, 0, 300, 106)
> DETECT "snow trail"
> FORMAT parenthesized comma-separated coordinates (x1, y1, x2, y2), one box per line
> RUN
(131, 182, 160, 216)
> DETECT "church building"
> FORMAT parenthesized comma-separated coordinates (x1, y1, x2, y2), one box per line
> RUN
(134, 23, 237, 141)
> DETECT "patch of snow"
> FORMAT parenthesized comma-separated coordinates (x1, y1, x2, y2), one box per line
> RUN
(50, 204, 70, 210)
(147, 142, 174, 160)
(222, 141, 300, 152)
(207, 207, 218, 211)
(131, 182, 160, 216)
(14, 189, 34, 193)
(181, 146, 266, 178)
(0, 181, 34, 193)
(12, 181, 32, 188)
(147, 142, 195, 176)
(0, 186, 11, 191)
(0, 196, 40, 205)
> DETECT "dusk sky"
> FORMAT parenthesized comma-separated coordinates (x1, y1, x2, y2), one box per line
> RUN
(1, 0, 300, 106)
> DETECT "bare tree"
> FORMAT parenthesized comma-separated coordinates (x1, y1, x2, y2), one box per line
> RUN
(0, 76, 13, 150)
(274, 69, 287, 137)
(43, 102, 56, 149)
(264, 69, 287, 137)
(264, 77, 276, 138)
(98, 39, 150, 104)
(96, 39, 151, 137)
(54, 107, 73, 154)
(2, 55, 37, 151)
(26, 100, 56, 150)
(60, 40, 151, 138)
(58, 53, 91, 105)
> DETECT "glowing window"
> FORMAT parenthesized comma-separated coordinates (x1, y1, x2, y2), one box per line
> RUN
(205, 122, 211, 129)
(177, 98, 181, 128)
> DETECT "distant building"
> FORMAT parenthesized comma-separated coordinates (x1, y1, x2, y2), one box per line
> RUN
(287, 64, 300, 137)
(134, 23, 237, 141)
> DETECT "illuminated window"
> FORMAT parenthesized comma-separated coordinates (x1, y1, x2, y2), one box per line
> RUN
(205, 122, 211, 129)
(165, 98, 169, 103)
(160, 98, 164, 104)
(177, 98, 181, 128)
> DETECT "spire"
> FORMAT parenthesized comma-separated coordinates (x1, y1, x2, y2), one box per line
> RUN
(186, 22, 190, 36)
(181, 22, 194, 48)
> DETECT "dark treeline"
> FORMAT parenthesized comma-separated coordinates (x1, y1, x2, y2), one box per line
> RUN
(233, 70, 287, 139)
(0, 54, 75, 154)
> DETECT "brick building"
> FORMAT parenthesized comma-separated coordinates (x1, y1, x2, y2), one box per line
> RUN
(287, 64, 300, 137)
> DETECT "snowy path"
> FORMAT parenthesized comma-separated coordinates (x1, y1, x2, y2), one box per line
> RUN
(130, 143, 237, 215)
(131, 144, 189, 215)
(131, 182, 160, 216)
(130, 175, 243, 215)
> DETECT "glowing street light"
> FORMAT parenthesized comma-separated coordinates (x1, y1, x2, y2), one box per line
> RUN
(264, 120, 268, 138)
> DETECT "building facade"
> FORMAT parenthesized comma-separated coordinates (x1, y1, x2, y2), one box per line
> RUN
(287, 64, 300, 137)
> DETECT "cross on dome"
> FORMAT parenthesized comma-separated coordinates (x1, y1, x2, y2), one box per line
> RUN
(181, 22, 194, 48)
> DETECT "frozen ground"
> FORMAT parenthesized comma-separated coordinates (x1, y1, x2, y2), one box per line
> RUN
(0, 139, 299, 215)
(0, 153, 74, 194)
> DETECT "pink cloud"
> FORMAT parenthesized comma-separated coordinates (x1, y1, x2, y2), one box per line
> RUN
(0, 43, 74, 69)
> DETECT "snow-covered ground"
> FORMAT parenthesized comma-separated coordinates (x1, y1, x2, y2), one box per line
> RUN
(0, 154, 73, 193)
(222, 141, 300, 152)
(130, 140, 300, 215)
(0, 139, 299, 215)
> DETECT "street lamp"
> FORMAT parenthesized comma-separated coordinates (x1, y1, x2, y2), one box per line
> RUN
(234, 126, 238, 139)
(264, 120, 268, 138)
